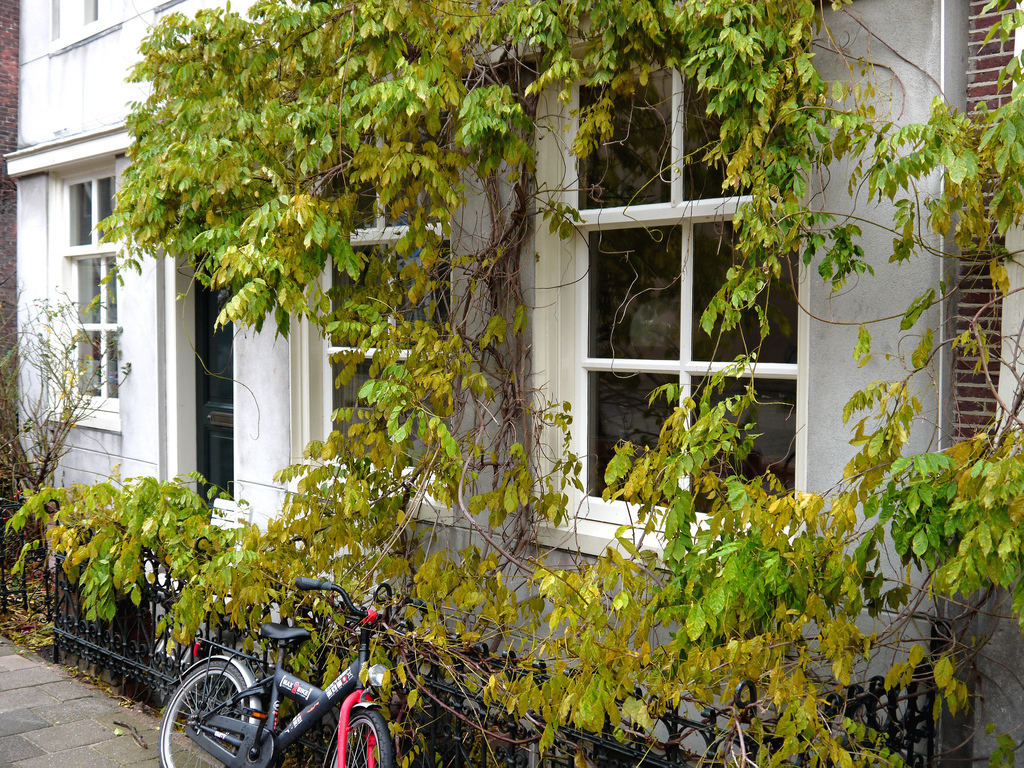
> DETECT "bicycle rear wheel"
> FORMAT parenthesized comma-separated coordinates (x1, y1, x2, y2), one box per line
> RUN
(323, 708, 394, 768)
(159, 660, 258, 768)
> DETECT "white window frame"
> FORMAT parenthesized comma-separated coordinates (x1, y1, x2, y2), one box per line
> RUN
(53, 167, 121, 431)
(533, 76, 807, 544)
(50, 0, 115, 50)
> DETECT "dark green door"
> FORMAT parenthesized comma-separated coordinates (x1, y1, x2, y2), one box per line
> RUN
(195, 287, 234, 499)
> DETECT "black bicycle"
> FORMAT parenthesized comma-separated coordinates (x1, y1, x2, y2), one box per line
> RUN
(158, 577, 394, 768)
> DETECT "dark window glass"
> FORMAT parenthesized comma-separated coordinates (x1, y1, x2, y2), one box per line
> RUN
(589, 371, 676, 495)
(580, 72, 673, 209)
(682, 83, 728, 200)
(693, 377, 797, 490)
(96, 177, 114, 238)
(331, 359, 373, 433)
(691, 222, 798, 364)
(204, 288, 234, 405)
(77, 257, 102, 323)
(105, 265, 117, 324)
(589, 227, 682, 360)
(70, 182, 92, 246)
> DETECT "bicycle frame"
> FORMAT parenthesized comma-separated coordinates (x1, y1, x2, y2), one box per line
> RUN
(187, 616, 380, 768)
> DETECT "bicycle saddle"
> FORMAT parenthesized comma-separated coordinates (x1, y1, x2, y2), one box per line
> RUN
(259, 622, 311, 645)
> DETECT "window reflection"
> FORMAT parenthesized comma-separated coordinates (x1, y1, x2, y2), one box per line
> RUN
(70, 182, 92, 246)
(589, 227, 682, 360)
(589, 371, 676, 496)
(580, 72, 673, 209)
(691, 222, 798, 365)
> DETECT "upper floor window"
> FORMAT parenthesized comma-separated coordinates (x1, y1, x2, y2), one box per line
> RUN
(51, 0, 111, 46)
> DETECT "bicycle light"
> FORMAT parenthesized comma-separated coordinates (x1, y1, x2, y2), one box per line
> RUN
(367, 664, 388, 687)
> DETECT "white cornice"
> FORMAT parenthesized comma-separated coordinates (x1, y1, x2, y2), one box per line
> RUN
(6, 125, 130, 178)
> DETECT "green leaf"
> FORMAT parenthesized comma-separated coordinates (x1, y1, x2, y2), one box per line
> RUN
(854, 325, 872, 367)
(686, 605, 707, 641)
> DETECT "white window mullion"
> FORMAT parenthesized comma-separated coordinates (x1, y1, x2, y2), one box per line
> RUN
(574, 232, 592, 483)
(671, 70, 685, 206)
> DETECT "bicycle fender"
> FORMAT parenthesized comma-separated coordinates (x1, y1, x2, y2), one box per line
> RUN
(179, 654, 259, 690)
(338, 691, 380, 767)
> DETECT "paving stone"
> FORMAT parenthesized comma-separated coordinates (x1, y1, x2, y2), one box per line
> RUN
(13, 744, 120, 768)
(0, 655, 43, 672)
(38, 680, 94, 702)
(0, 666, 64, 691)
(0, 641, 16, 657)
(31, 695, 119, 725)
(23, 718, 115, 752)
(90, 708, 160, 734)
(0, 686, 58, 714)
(0, 734, 44, 764)
(92, 728, 160, 764)
(0, 708, 50, 737)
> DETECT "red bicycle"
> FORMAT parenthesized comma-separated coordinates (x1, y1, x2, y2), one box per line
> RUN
(158, 578, 394, 768)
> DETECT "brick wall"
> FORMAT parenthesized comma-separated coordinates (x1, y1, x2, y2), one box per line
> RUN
(952, 1, 1017, 440)
(0, 0, 16, 347)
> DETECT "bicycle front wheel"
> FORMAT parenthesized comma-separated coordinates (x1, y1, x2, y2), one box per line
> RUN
(159, 660, 257, 768)
(324, 708, 394, 768)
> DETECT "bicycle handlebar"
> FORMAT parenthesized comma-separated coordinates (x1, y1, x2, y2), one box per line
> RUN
(295, 576, 367, 618)
(295, 577, 334, 592)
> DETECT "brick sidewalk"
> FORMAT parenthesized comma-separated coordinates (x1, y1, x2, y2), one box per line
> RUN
(0, 636, 161, 767)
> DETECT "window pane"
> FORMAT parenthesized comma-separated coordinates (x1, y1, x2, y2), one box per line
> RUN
(331, 359, 372, 432)
(96, 177, 114, 238)
(682, 83, 728, 200)
(400, 246, 451, 326)
(693, 377, 797, 490)
(332, 245, 450, 331)
(580, 71, 673, 209)
(589, 227, 681, 360)
(78, 331, 102, 397)
(69, 182, 92, 246)
(106, 332, 119, 398)
(589, 371, 676, 495)
(77, 257, 102, 323)
(104, 259, 117, 323)
(85, 0, 98, 24)
(691, 222, 798, 364)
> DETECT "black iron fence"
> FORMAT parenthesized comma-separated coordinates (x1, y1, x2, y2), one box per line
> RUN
(397, 643, 936, 768)
(4, 531, 937, 768)
(50, 550, 277, 702)
(0, 499, 50, 615)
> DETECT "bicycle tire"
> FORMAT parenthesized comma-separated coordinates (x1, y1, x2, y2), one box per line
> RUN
(159, 659, 259, 768)
(322, 708, 394, 768)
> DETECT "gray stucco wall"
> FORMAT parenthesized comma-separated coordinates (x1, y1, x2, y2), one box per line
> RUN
(805, 0, 960, 494)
